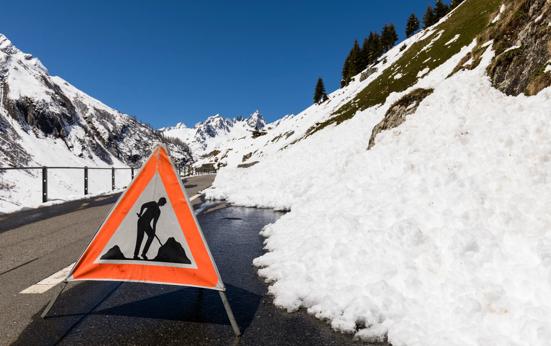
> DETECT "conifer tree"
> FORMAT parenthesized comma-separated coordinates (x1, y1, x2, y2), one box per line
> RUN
(313, 78, 328, 104)
(406, 14, 420, 37)
(450, 0, 464, 9)
(360, 37, 370, 71)
(434, 0, 449, 20)
(341, 40, 361, 86)
(349, 39, 361, 76)
(341, 51, 351, 87)
(423, 5, 436, 28)
(381, 24, 398, 52)
(366, 32, 383, 65)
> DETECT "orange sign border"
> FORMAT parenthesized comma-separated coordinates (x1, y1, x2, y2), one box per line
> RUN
(68, 145, 223, 290)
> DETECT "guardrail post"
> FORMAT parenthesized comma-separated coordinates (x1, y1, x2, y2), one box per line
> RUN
(42, 167, 48, 203)
(111, 167, 115, 191)
(131, 167, 135, 180)
(84, 166, 88, 195)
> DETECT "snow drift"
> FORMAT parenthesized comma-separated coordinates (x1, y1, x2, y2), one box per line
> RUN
(207, 0, 551, 345)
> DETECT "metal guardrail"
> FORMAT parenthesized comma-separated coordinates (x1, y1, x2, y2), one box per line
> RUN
(0, 165, 216, 204)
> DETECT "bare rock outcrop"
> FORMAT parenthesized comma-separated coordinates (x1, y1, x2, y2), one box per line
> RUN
(368, 88, 433, 150)
(488, 0, 551, 96)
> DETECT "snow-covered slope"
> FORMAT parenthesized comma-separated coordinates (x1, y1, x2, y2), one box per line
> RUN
(163, 21, 447, 170)
(0, 33, 192, 212)
(160, 122, 201, 153)
(207, 0, 551, 345)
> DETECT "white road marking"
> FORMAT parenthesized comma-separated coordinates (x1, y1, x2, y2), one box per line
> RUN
(20, 263, 74, 294)
(190, 193, 201, 201)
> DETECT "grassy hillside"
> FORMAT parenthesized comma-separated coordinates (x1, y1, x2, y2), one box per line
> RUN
(308, 0, 502, 135)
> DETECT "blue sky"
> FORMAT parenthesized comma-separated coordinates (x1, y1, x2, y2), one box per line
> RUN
(0, 0, 437, 127)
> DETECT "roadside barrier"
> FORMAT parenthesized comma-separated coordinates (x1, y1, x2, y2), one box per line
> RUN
(0, 165, 215, 203)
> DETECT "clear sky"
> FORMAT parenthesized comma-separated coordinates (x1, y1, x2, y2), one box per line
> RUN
(0, 0, 437, 128)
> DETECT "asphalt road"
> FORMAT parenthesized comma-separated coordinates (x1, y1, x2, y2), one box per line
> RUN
(0, 174, 376, 346)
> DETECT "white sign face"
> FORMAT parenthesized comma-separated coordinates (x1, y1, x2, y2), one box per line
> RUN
(97, 172, 197, 269)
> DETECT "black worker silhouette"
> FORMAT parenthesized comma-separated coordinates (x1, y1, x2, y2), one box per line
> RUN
(100, 196, 192, 264)
(134, 197, 167, 260)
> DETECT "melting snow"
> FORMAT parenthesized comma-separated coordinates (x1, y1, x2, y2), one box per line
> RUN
(419, 30, 444, 54)
(502, 45, 521, 54)
(417, 67, 430, 78)
(445, 34, 460, 45)
(491, 4, 506, 24)
(208, 43, 551, 346)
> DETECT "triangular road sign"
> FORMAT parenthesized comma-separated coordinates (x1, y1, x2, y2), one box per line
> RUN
(43, 145, 240, 336)
(67, 145, 223, 290)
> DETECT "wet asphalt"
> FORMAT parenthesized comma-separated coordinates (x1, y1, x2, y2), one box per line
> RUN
(1, 175, 381, 346)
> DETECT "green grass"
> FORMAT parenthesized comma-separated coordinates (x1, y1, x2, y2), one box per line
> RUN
(307, 0, 502, 136)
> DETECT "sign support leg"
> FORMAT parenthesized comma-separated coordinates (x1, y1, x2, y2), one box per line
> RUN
(219, 290, 241, 337)
(41, 281, 68, 319)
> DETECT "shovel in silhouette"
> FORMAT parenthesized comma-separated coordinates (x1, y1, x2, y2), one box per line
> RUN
(153, 234, 164, 246)
(136, 212, 165, 246)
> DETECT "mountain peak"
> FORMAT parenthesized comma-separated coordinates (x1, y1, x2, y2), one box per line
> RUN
(0, 33, 18, 55)
(195, 113, 229, 127)
(193, 114, 234, 141)
(246, 110, 265, 130)
(0, 33, 48, 75)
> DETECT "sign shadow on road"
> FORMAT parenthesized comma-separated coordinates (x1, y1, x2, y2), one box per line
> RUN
(94, 283, 261, 328)
(13, 282, 260, 346)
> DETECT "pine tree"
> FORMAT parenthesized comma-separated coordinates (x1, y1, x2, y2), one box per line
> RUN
(359, 37, 370, 71)
(349, 39, 361, 76)
(381, 24, 398, 52)
(313, 78, 328, 104)
(366, 32, 383, 65)
(450, 0, 463, 9)
(434, 0, 449, 20)
(341, 51, 351, 87)
(406, 14, 420, 37)
(423, 5, 436, 28)
(342, 40, 361, 86)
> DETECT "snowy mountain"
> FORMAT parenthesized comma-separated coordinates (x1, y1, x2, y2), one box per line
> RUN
(193, 114, 235, 149)
(158, 122, 198, 151)
(245, 110, 266, 130)
(0, 33, 192, 212)
(161, 110, 266, 165)
(207, 0, 551, 345)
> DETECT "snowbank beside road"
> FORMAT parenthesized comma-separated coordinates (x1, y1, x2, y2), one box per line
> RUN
(207, 46, 551, 345)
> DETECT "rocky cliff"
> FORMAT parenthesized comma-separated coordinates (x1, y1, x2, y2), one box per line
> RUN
(0, 34, 192, 169)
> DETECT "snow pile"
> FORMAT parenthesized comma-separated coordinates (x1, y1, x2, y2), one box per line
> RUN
(208, 45, 551, 345)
